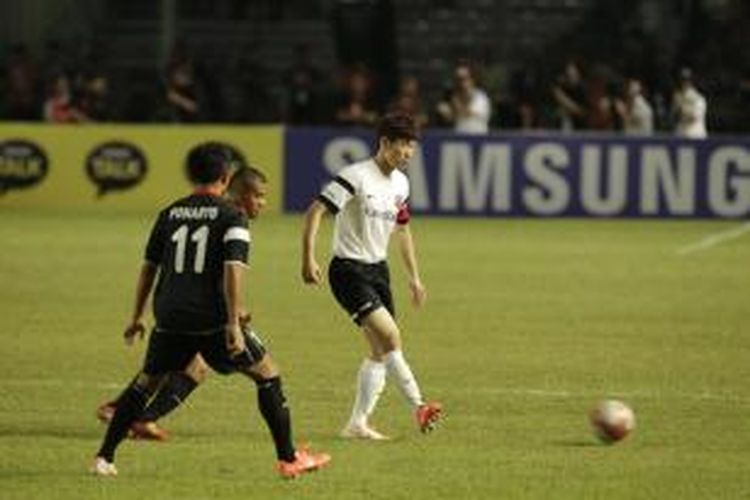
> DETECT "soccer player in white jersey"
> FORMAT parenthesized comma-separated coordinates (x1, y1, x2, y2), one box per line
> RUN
(301, 112, 442, 440)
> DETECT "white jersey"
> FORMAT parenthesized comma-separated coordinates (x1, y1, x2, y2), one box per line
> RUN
(673, 86, 707, 139)
(623, 94, 654, 136)
(318, 159, 410, 264)
(455, 88, 491, 134)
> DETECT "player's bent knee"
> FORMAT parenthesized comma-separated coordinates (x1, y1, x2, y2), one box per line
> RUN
(245, 354, 279, 383)
(364, 324, 402, 353)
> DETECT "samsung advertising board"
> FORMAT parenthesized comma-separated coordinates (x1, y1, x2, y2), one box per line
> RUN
(284, 128, 750, 218)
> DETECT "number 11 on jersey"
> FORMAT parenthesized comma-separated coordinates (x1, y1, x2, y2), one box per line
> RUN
(171, 224, 209, 273)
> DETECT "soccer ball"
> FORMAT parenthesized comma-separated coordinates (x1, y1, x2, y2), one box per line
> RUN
(589, 399, 635, 444)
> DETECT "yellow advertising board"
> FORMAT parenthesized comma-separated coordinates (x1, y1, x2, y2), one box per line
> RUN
(0, 124, 283, 213)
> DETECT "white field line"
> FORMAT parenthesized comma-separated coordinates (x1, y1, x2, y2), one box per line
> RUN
(676, 222, 750, 256)
(476, 387, 750, 405)
(1, 378, 749, 405)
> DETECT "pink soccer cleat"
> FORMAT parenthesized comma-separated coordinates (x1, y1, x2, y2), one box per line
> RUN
(415, 401, 443, 433)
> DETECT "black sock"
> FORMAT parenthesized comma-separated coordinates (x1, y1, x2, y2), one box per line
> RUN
(96, 383, 149, 462)
(256, 377, 296, 462)
(140, 372, 198, 422)
(110, 375, 140, 406)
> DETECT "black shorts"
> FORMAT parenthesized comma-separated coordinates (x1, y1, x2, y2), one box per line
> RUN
(328, 256, 394, 324)
(143, 324, 267, 376)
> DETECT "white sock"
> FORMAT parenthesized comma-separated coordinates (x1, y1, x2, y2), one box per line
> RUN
(383, 350, 424, 409)
(347, 359, 386, 428)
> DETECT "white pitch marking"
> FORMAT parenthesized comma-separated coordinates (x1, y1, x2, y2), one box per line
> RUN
(676, 222, 750, 256)
(476, 387, 750, 405)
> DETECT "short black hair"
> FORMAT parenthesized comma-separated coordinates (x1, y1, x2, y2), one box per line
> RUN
(376, 111, 419, 142)
(228, 165, 267, 198)
(185, 142, 230, 185)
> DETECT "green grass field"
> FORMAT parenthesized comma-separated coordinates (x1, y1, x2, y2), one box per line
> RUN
(1, 209, 749, 499)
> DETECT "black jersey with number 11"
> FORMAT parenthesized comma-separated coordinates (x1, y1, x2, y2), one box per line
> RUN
(144, 193, 250, 333)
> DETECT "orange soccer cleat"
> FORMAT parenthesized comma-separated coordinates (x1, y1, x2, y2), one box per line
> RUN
(130, 421, 169, 441)
(276, 447, 331, 479)
(415, 401, 443, 433)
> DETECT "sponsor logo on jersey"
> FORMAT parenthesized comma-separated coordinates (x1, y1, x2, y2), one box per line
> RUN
(0, 139, 49, 194)
(363, 206, 397, 221)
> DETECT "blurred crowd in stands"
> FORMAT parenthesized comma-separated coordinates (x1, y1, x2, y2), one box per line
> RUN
(2, 36, 748, 138)
(4, 41, 111, 123)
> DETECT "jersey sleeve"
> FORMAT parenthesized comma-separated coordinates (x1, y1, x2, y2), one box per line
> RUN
(223, 211, 251, 265)
(318, 167, 358, 214)
(396, 200, 411, 225)
(144, 211, 166, 265)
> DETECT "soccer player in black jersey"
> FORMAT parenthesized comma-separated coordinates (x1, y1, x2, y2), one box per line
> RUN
(95, 167, 265, 441)
(90, 144, 330, 478)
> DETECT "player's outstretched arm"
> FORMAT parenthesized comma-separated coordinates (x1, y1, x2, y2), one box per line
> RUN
(223, 262, 247, 355)
(124, 261, 158, 344)
(395, 224, 426, 308)
(301, 200, 328, 285)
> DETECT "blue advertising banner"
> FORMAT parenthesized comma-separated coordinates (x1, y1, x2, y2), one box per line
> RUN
(284, 128, 750, 218)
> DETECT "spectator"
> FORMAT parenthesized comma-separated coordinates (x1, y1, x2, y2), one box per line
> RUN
(672, 68, 707, 138)
(492, 90, 522, 130)
(552, 60, 588, 131)
(283, 43, 321, 125)
(616, 78, 654, 136)
(514, 69, 539, 130)
(589, 78, 620, 131)
(75, 72, 111, 122)
(435, 61, 491, 134)
(492, 69, 537, 130)
(5, 44, 39, 121)
(42, 73, 86, 123)
(388, 75, 428, 128)
(334, 64, 378, 127)
(165, 61, 200, 122)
